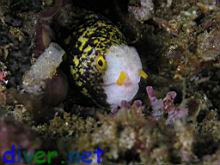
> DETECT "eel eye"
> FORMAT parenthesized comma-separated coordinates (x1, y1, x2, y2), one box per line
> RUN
(96, 55, 107, 71)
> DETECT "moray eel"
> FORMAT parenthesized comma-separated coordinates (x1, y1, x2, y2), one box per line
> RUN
(64, 13, 147, 108)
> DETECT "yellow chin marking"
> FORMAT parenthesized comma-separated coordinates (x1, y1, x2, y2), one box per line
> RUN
(116, 71, 127, 86)
(139, 70, 148, 79)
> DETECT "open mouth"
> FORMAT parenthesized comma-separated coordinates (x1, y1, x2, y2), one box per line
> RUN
(101, 81, 134, 87)
(101, 82, 115, 87)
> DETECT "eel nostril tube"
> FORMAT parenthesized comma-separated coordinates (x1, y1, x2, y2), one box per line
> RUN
(139, 69, 148, 79)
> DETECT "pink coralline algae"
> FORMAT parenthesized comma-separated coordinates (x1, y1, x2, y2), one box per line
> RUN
(111, 100, 143, 116)
(0, 119, 40, 165)
(0, 71, 7, 84)
(146, 86, 188, 125)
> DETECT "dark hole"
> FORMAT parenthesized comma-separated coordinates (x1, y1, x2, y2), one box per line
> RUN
(168, 87, 183, 104)
(193, 137, 219, 158)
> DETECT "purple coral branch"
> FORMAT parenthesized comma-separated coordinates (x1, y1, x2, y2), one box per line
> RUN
(146, 86, 188, 125)
(146, 86, 163, 111)
(146, 86, 163, 120)
(163, 91, 177, 112)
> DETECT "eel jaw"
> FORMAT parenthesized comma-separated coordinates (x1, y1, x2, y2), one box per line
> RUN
(103, 82, 139, 108)
(102, 44, 142, 108)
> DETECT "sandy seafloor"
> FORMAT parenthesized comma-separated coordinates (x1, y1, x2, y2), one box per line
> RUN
(0, 0, 220, 164)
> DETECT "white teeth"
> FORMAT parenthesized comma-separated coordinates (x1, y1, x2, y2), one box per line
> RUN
(103, 44, 143, 107)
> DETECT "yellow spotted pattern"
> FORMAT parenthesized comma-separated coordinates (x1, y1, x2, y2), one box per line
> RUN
(66, 14, 127, 106)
